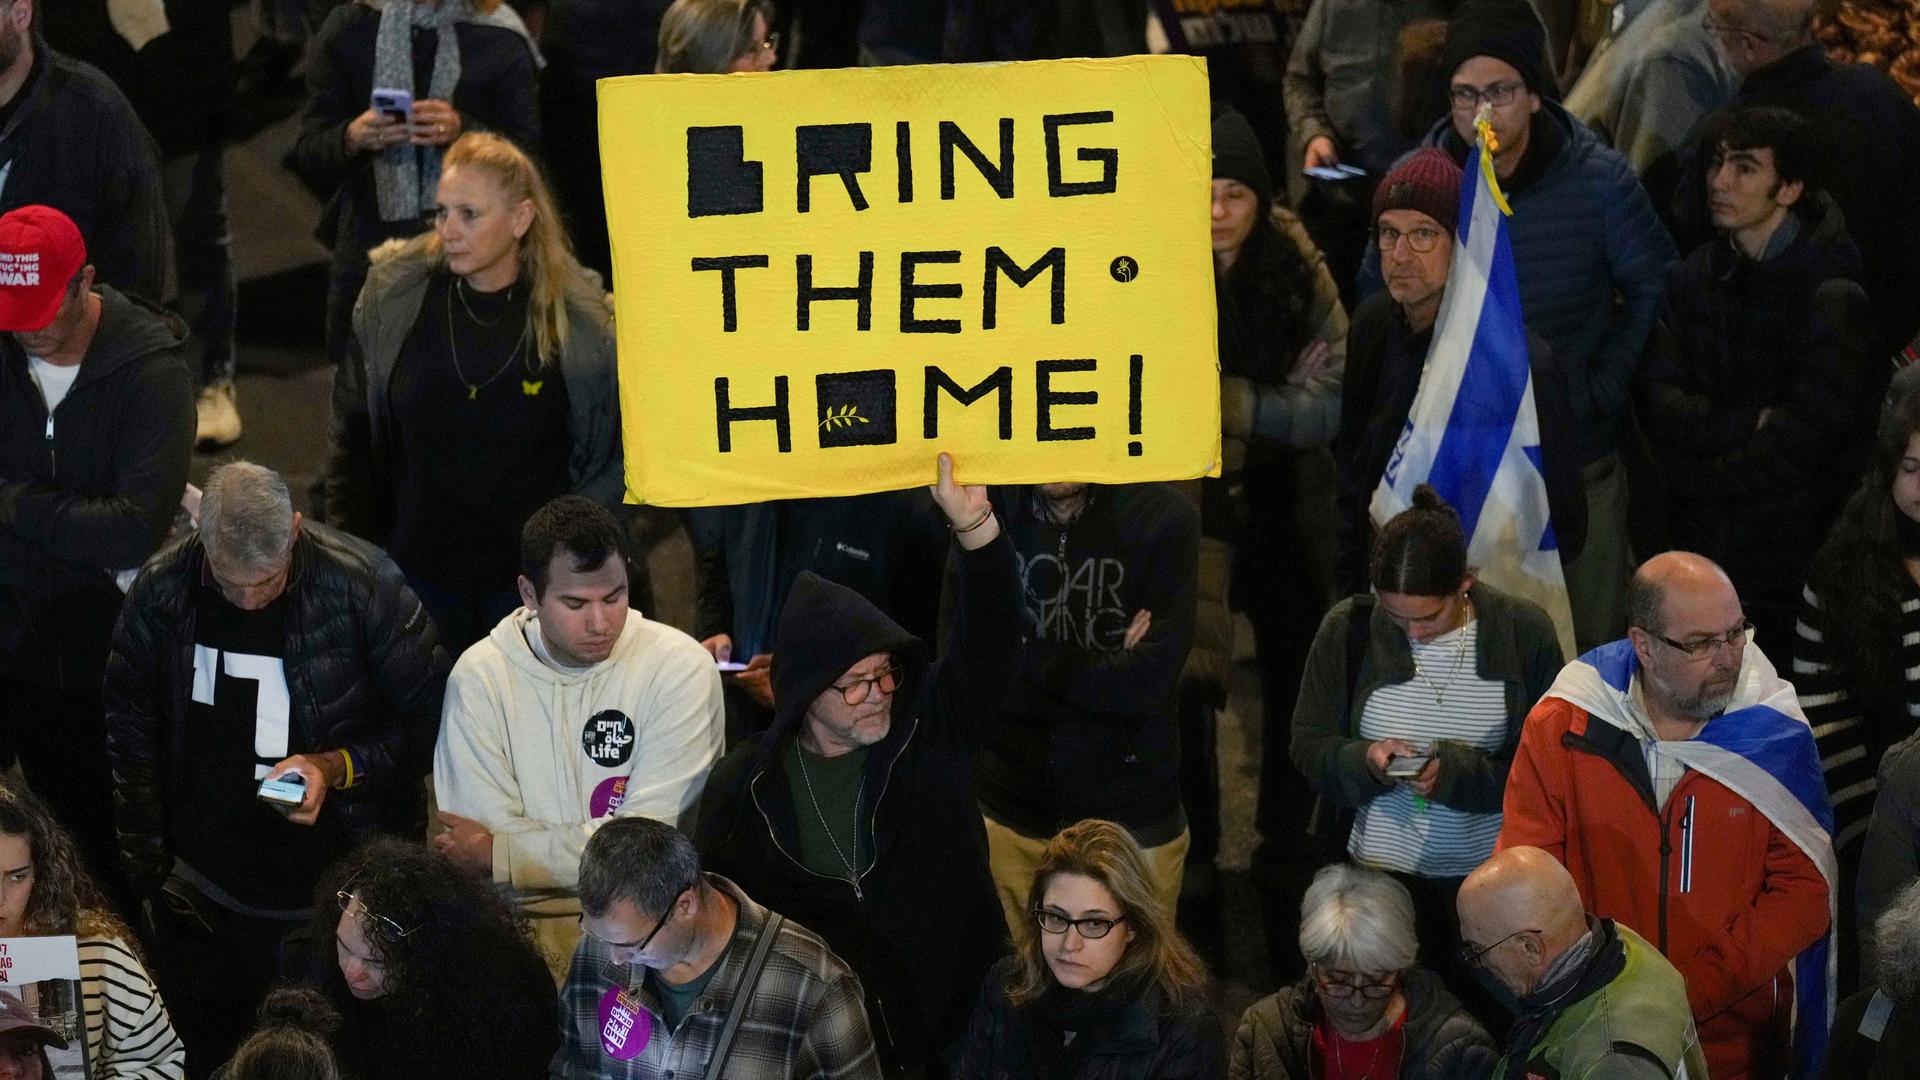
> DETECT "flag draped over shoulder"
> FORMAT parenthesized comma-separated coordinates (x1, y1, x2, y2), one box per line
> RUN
(1369, 116, 1575, 658)
(1547, 639, 1838, 1079)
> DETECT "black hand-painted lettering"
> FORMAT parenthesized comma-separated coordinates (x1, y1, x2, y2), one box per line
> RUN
(1128, 353, 1143, 456)
(816, 370, 898, 448)
(924, 365, 1013, 440)
(690, 255, 770, 332)
(939, 119, 1015, 200)
(896, 121, 914, 203)
(715, 376, 792, 453)
(686, 127, 764, 218)
(796, 253, 874, 331)
(1044, 112, 1118, 197)
(982, 246, 1066, 329)
(796, 124, 873, 213)
(900, 250, 963, 334)
(1036, 359, 1099, 441)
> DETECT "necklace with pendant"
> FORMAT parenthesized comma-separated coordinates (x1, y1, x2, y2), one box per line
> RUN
(446, 277, 531, 400)
(1411, 597, 1474, 706)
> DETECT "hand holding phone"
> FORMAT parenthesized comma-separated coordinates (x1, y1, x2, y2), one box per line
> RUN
(1385, 754, 1432, 779)
(371, 87, 412, 124)
(257, 773, 307, 806)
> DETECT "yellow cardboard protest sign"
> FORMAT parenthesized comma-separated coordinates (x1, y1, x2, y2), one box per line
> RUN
(600, 56, 1219, 507)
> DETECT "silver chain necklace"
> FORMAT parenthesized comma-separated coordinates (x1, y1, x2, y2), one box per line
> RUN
(793, 744, 867, 896)
(445, 276, 531, 400)
(1411, 598, 1474, 705)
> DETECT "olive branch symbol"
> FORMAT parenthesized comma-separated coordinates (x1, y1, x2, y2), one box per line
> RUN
(819, 404, 870, 431)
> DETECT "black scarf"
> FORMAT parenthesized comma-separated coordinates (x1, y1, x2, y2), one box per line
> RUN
(1025, 983, 1136, 1079)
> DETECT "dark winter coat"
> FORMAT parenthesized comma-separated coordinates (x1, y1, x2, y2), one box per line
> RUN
(980, 484, 1199, 842)
(1675, 44, 1920, 355)
(1365, 102, 1678, 463)
(290, 2, 539, 255)
(0, 286, 191, 689)
(1639, 194, 1872, 627)
(694, 532, 1024, 1071)
(103, 523, 452, 895)
(41, 0, 234, 156)
(0, 40, 173, 302)
(957, 957, 1224, 1080)
(1334, 291, 1587, 595)
(1229, 965, 1497, 1080)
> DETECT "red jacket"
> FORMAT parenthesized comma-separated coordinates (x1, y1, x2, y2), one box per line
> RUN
(1499, 696, 1830, 1080)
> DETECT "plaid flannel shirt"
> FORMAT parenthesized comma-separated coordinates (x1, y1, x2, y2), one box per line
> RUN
(551, 874, 882, 1080)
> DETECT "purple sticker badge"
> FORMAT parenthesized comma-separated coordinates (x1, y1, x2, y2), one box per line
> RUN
(597, 985, 652, 1060)
(590, 775, 629, 818)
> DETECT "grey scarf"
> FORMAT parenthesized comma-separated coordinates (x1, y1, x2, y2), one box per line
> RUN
(370, 0, 463, 223)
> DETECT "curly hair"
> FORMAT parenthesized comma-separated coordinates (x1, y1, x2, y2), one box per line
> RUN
(1005, 820, 1209, 1013)
(0, 783, 139, 949)
(304, 839, 556, 1078)
(1805, 378, 1920, 744)
(1874, 879, 1920, 1005)
(1216, 202, 1321, 385)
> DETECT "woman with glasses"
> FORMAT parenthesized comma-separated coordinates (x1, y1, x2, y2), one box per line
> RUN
(955, 819, 1219, 1079)
(326, 131, 624, 652)
(656, 0, 779, 73)
(1232, 864, 1494, 1080)
(1291, 487, 1562, 1005)
(297, 837, 556, 1080)
(0, 784, 185, 1078)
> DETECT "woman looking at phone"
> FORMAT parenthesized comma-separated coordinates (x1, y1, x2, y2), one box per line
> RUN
(0, 784, 185, 1078)
(1289, 486, 1562, 989)
(291, 0, 540, 372)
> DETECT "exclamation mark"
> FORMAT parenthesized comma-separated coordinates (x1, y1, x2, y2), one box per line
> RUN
(1128, 353, 1143, 457)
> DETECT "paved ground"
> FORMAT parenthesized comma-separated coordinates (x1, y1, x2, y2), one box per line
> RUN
(213, 45, 1286, 1029)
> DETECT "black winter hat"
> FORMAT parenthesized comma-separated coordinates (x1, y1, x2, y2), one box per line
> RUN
(1211, 108, 1273, 204)
(1442, 0, 1559, 100)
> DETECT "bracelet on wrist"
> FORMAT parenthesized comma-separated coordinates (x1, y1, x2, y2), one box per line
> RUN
(953, 506, 993, 534)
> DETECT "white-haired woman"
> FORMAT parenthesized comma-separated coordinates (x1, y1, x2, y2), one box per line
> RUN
(1231, 864, 1495, 1080)
(1823, 878, 1920, 1077)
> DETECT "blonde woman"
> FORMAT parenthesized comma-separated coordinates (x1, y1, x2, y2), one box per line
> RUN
(956, 819, 1220, 1079)
(326, 132, 622, 650)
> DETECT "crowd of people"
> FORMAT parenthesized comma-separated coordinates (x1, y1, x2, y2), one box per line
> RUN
(5, 0, 1920, 1076)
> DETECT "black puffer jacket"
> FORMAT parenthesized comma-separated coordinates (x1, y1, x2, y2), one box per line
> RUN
(0, 286, 191, 689)
(1229, 965, 1497, 1080)
(957, 957, 1224, 1080)
(1639, 194, 1872, 630)
(695, 532, 1022, 1074)
(103, 523, 451, 895)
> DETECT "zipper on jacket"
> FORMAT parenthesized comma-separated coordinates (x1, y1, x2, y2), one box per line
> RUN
(43, 410, 54, 479)
(1657, 798, 1676, 952)
(747, 714, 921, 906)
(1679, 795, 1696, 895)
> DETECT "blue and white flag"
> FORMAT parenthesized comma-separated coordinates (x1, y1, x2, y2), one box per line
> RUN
(1369, 115, 1574, 658)
(1548, 639, 1838, 1079)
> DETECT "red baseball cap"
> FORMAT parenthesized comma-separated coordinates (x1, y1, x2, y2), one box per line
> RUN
(0, 205, 87, 333)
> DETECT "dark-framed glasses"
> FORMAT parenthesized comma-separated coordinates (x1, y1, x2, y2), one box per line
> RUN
(336, 889, 419, 940)
(1312, 966, 1399, 999)
(1648, 620, 1751, 660)
(1376, 224, 1445, 254)
(580, 879, 697, 957)
(832, 666, 901, 705)
(1033, 909, 1126, 939)
(1449, 80, 1523, 110)
(1458, 928, 1539, 969)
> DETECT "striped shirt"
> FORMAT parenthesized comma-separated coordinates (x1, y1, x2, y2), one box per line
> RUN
(1349, 621, 1509, 877)
(79, 934, 185, 1079)
(1791, 587, 1920, 851)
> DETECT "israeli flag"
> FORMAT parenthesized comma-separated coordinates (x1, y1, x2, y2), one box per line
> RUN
(1369, 117, 1575, 658)
(1549, 640, 1838, 1079)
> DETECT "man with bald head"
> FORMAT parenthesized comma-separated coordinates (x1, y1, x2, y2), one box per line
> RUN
(1685, 0, 1920, 356)
(1501, 551, 1836, 1080)
(1459, 846, 1706, 1079)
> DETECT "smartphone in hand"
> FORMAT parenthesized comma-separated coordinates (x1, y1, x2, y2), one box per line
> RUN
(371, 87, 413, 124)
(1385, 754, 1432, 779)
(257, 773, 307, 806)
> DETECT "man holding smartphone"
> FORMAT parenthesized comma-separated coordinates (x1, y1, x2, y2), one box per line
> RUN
(105, 460, 450, 1076)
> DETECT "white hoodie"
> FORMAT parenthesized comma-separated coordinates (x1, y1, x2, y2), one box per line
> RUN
(434, 608, 724, 908)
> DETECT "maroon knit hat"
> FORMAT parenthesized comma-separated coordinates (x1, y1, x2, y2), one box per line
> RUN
(1371, 149, 1464, 236)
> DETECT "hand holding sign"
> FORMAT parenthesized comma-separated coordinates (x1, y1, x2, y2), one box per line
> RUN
(932, 452, 999, 550)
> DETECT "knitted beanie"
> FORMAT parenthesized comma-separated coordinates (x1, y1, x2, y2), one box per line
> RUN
(1441, 0, 1558, 99)
(1211, 108, 1273, 204)
(1371, 148, 1464, 234)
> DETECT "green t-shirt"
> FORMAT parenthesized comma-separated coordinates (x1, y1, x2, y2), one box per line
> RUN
(646, 946, 726, 1031)
(783, 738, 872, 880)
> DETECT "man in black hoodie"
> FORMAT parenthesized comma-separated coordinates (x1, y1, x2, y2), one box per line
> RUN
(0, 204, 192, 906)
(695, 453, 1022, 1077)
(1639, 105, 1872, 650)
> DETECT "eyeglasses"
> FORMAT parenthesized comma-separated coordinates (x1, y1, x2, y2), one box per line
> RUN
(1458, 928, 1539, 969)
(1034, 909, 1126, 939)
(1449, 80, 1524, 111)
(1376, 224, 1446, 254)
(580, 880, 696, 957)
(336, 890, 419, 940)
(758, 30, 780, 53)
(1312, 966, 1399, 1000)
(1645, 620, 1751, 661)
(831, 666, 901, 706)
(1700, 15, 1778, 50)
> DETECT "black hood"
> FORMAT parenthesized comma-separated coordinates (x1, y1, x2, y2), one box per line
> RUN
(767, 571, 928, 747)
